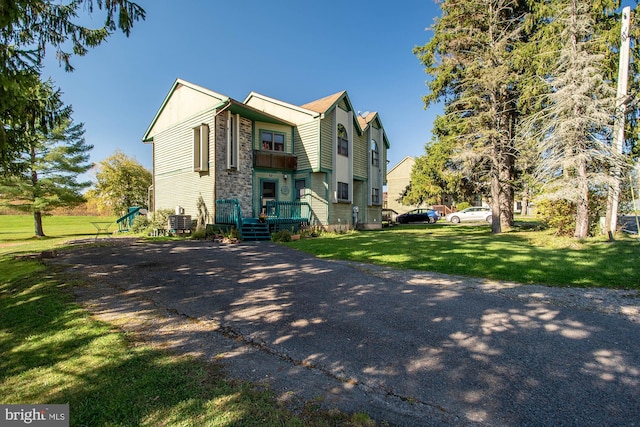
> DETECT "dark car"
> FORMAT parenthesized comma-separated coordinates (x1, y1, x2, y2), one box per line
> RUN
(396, 208, 439, 224)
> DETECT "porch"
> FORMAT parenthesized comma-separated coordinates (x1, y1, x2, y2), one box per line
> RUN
(212, 199, 311, 241)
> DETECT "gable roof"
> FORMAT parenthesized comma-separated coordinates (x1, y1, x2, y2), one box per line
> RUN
(300, 90, 347, 114)
(143, 79, 228, 142)
(357, 111, 391, 149)
(143, 79, 293, 143)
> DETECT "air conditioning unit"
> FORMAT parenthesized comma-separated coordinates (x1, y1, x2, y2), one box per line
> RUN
(168, 215, 191, 232)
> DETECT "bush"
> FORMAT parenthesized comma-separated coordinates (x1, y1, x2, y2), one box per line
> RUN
(131, 215, 150, 233)
(536, 199, 575, 236)
(272, 229, 291, 242)
(455, 202, 472, 211)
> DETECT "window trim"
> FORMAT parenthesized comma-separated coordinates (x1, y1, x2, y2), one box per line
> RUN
(372, 187, 380, 205)
(193, 123, 209, 172)
(337, 124, 349, 157)
(371, 139, 379, 167)
(261, 130, 285, 152)
(226, 112, 239, 170)
(337, 181, 349, 201)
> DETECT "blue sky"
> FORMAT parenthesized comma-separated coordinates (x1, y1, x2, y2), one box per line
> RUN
(41, 0, 443, 179)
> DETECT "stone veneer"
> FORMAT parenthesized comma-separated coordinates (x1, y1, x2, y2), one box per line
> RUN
(214, 114, 254, 217)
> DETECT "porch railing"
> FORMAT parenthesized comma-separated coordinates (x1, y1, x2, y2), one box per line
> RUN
(215, 199, 243, 230)
(265, 200, 311, 223)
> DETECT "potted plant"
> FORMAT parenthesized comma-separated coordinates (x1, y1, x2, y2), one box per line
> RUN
(258, 212, 267, 223)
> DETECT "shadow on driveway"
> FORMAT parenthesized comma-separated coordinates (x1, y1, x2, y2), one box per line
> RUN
(52, 240, 640, 426)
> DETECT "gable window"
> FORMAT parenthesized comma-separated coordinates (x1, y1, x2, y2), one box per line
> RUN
(372, 187, 380, 205)
(193, 123, 209, 172)
(337, 181, 349, 201)
(261, 131, 285, 152)
(227, 112, 239, 169)
(371, 139, 379, 167)
(337, 124, 348, 157)
(295, 179, 306, 199)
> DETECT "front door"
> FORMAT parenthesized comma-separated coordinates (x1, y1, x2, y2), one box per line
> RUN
(261, 180, 277, 215)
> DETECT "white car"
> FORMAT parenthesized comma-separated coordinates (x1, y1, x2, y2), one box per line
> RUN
(445, 207, 492, 224)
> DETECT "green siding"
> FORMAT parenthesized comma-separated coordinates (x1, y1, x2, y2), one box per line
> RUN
(320, 116, 333, 170)
(295, 121, 318, 171)
(153, 110, 216, 219)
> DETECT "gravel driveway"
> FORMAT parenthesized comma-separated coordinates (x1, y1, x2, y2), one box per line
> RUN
(50, 239, 640, 426)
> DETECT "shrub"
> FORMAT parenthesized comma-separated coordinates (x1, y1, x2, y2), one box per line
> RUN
(536, 199, 575, 236)
(272, 229, 291, 242)
(131, 215, 150, 233)
(455, 202, 472, 211)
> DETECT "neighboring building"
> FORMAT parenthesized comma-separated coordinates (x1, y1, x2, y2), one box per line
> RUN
(386, 156, 416, 215)
(142, 79, 390, 231)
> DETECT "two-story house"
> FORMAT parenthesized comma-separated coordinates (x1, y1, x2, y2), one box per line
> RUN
(142, 78, 389, 232)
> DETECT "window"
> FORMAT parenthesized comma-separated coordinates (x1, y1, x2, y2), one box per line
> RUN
(372, 188, 380, 204)
(295, 179, 306, 199)
(261, 131, 285, 152)
(193, 123, 209, 172)
(337, 181, 349, 201)
(227, 112, 239, 169)
(337, 124, 348, 156)
(371, 139, 379, 167)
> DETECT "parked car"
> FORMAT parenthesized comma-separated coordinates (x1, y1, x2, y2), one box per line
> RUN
(445, 207, 492, 224)
(396, 208, 439, 224)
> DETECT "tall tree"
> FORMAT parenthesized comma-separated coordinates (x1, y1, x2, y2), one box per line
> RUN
(0, 0, 145, 172)
(522, 0, 627, 238)
(0, 79, 92, 237)
(414, 0, 529, 233)
(89, 150, 151, 216)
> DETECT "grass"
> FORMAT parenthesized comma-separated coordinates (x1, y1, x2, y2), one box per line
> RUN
(2, 214, 638, 425)
(0, 215, 375, 426)
(291, 222, 640, 289)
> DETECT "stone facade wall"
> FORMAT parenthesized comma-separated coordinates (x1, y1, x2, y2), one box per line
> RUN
(214, 113, 254, 217)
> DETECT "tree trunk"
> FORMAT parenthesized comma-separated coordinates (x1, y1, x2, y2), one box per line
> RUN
(574, 158, 589, 239)
(491, 170, 502, 234)
(34, 211, 45, 237)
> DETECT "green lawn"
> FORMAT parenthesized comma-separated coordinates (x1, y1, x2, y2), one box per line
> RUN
(290, 223, 640, 289)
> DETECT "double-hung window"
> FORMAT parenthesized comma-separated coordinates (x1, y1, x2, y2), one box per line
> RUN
(372, 188, 380, 205)
(261, 131, 285, 151)
(337, 181, 349, 201)
(371, 139, 379, 167)
(337, 124, 348, 157)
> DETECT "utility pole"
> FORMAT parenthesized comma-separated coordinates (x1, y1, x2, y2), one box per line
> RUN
(609, 6, 631, 238)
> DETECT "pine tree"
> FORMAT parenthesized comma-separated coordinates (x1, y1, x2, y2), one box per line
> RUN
(522, 0, 627, 238)
(0, 80, 93, 237)
(414, 0, 529, 233)
(0, 0, 145, 172)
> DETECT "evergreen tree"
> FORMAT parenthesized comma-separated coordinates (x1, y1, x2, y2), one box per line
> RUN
(0, 0, 145, 173)
(0, 80, 92, 237)
(522, 0, 628, 238)
(414, 0, 530, 233)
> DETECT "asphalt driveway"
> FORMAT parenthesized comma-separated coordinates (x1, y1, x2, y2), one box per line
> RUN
(52, 239, 640, 426)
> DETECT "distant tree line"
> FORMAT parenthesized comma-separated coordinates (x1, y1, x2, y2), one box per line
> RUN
(409, 0, 639, 238)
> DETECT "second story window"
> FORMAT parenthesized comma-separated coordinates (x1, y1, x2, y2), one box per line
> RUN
(261, 131, 285, 152)
(371, 139, 379, 167)
(337, 124, 348, 157)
